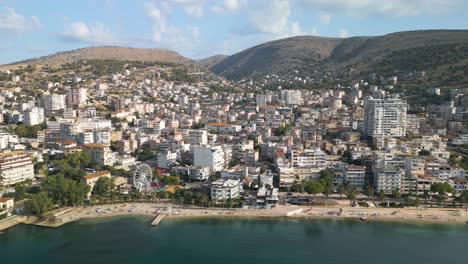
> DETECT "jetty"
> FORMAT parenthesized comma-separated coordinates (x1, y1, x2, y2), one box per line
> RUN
(151, 214, 165, 226)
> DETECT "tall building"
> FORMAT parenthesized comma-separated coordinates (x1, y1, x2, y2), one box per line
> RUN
(194, 145, 225, 172)
(0, 151, 35, 186)
(363, 97, 407, 138)
(23, 107, 44, 126)
(67, 88, 87, 107)
(281, 90, 303, 105)
(42, 93, 66, 113)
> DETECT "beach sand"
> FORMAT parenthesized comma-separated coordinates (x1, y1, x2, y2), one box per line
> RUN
(57, 202, 468, 225)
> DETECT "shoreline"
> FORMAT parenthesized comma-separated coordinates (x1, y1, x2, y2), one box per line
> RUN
(55, 203, 468, 226)
(2, 203, 467, 232)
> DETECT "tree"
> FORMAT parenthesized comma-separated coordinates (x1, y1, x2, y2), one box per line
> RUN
(347, 187, 358, 205)
(92, 177, 114, 196)
(364, 185, 374, 199)
(338, 184, 346, 199)
(392, 188, 401, 203)
(305, 182, 324, 198)
(379, 189, 386, 201)
(14, 184, 27, 201)
(430, 182, 455, 195)
(318, 174, 333, 198)
(418, 149, 431, 156)
(30, 192, 53, 215)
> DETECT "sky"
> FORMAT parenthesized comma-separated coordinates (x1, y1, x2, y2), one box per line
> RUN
(0, 0, 467, 64)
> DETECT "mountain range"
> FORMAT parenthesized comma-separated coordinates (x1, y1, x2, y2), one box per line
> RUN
(3, 30, 468, 81)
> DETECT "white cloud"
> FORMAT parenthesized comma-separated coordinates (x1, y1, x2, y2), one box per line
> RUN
(224, 0, 246, 12)
(212, 0, 246, 14)
(338, 29, 350, 38)
(246, 0, 308, 39)
(170, 0, 205, 18)
(61, 21, 120, 45)
(0, 7, 41, 33)
(301, 0, 460, 17)
(144, 2, 201, 52)
(189, 26, 200, 40)
(290, 21, 305, 36)
(248, 0, 291, 36)
(310, 26, 319, 36)
(317, 11, 331, 24)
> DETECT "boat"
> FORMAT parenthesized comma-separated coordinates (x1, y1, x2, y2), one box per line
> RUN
(360, 216, 367, 222)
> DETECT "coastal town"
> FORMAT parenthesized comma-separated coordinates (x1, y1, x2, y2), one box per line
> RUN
(0, 56, 468, 231)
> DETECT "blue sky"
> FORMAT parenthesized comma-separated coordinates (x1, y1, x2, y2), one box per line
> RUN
(0, 0, 467, 64)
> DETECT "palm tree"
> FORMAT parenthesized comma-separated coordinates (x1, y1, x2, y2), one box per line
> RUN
(379, 189, 386, 201)
(392, 188, 401, 203)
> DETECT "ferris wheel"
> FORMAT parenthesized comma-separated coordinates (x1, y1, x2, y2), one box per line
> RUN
(133, 164, 153, 192)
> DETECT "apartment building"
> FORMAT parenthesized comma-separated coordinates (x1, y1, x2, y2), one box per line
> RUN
(194, 145, 225, 172)
(0, 151, 35, 186)
(343, 165, 366, 190)
(83, 144, 114, 167)
(210, 179, 241, 201)
(363, 97, 407, 137)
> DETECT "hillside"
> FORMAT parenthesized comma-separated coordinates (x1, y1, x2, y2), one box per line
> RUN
(3, 46, 194, 69)
(196, 55, 229, 69)
(209, 30, 468, 80)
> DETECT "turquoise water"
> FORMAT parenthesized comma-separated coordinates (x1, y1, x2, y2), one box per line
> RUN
(1, 217, 468, 264)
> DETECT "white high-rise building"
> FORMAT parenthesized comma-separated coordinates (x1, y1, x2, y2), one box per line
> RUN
(194, 145, 225, 172)
(42, 93, 66, 112)
(67, 88, 87, 107)
(281, 90, 303, 105)
(23, 107, 44, 126)
(363, 97, 407, 138)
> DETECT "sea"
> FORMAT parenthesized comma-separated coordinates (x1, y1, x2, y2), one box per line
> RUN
(1, 217, 467, 264)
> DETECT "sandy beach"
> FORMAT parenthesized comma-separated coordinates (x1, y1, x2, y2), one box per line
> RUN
(56, 202, 468, 225)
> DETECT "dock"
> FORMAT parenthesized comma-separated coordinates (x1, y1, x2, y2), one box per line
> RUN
(151, 214, 165, 226)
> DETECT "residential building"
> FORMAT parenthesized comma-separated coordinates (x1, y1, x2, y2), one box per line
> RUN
(343, 165, 366, 190)
(374, 165, 404, 194)
(210, 179, 241, 201)
(83, 144, 114, 167)
(0, 151, 35, 186)
(363, 97, 407, 137)
(23, 107, 45, 126)
(194, 145, 225, 172)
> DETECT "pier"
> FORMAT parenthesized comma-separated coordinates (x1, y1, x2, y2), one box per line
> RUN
(151, 214, 165, 226)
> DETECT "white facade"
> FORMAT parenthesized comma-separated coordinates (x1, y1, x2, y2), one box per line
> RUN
(291, 148, 327, 167)
(344, 165, 366, 189)
(363, 97, 407, 137)
(374, 166, 404, 194)
(0, 152, 35, 186)
(23, 107, 45, 126)
(210, 179, 241, 201)
(42, 93, 66, 112)
(194, 145, 225, 172)
(186, 130, 208, 145)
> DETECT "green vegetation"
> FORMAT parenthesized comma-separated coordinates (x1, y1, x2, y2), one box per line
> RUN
(92, 177, 114, 196)
(6, 123, 46, 138)
(379, 44, 468, 72)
